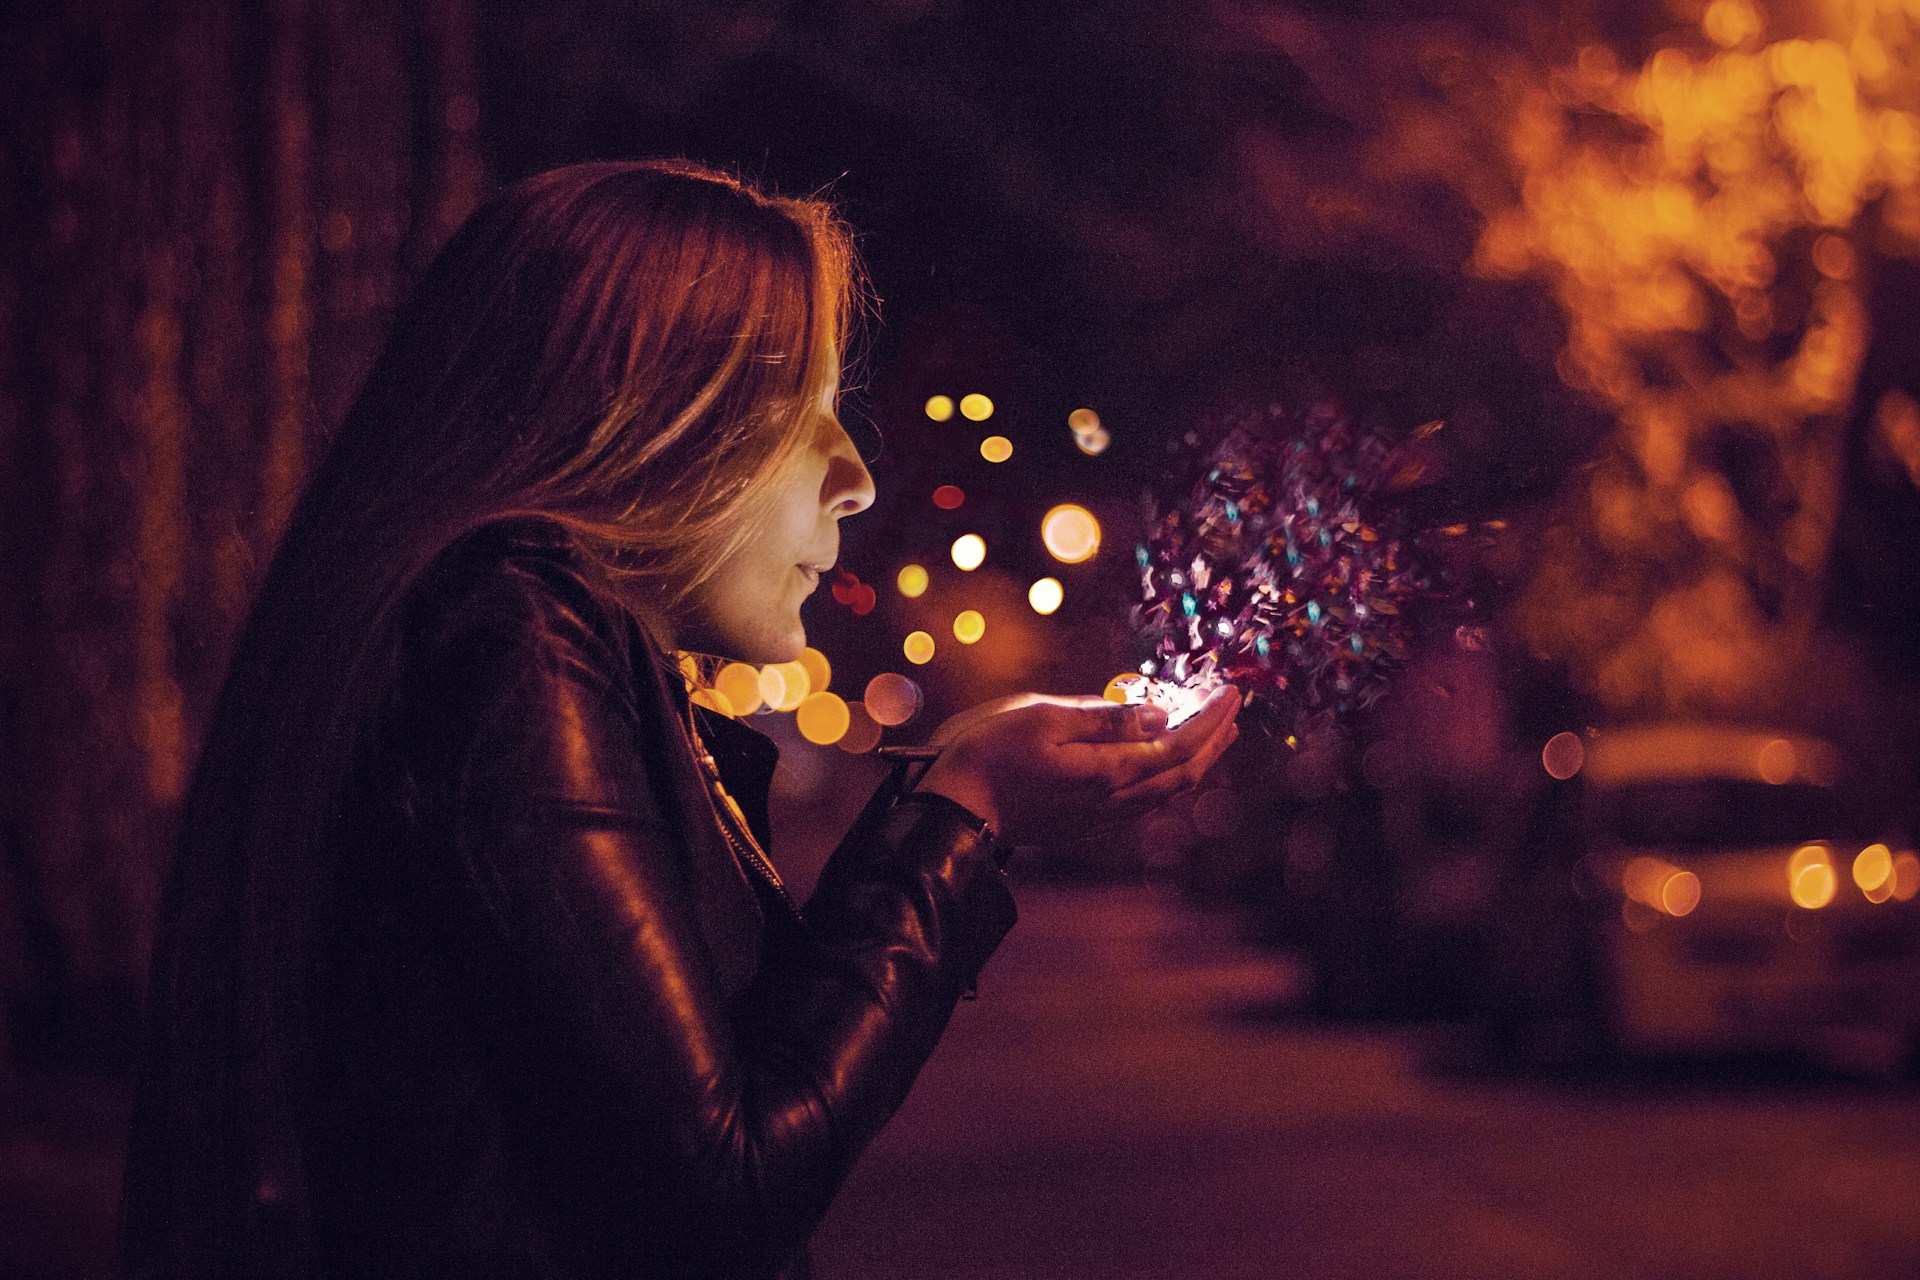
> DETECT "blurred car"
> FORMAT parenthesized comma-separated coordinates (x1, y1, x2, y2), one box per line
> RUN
(1578, 723, 1920, 1075)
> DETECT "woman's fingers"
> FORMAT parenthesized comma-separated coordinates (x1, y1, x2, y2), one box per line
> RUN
(1049, 698, 1168, 742)
(1055, 686, 1240, 787)
(1109, 715, 1239, 806)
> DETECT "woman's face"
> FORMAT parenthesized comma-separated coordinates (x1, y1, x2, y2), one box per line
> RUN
(668, 396, 875, 664)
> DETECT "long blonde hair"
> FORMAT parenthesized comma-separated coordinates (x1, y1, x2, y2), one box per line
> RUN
(316, 158, 864, 602)
(123, 160, 866, 1273)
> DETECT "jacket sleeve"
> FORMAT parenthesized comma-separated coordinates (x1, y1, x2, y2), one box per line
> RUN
(394, 549, 1015, 1278)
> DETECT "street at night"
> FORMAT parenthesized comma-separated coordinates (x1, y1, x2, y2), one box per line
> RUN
(817, 882, 1920, 1280)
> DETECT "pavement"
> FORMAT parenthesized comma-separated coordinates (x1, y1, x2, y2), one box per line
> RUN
(7, 880, 1920, 1278)
(810, 882, 1920, 1280)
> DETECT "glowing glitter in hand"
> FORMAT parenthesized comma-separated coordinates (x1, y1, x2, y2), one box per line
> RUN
(1130, 402, 1449, 733)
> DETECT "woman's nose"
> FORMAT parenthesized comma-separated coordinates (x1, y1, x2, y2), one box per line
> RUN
(823, 420, 876, 518)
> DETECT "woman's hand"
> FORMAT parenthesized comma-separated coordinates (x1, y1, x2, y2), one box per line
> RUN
(913, 686, 1242, 846)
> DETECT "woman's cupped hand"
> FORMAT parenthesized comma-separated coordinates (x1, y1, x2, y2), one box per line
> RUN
(913, 685, 1242, 847)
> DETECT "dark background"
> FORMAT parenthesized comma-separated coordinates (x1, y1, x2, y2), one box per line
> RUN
(5, 1, 1920, 1275)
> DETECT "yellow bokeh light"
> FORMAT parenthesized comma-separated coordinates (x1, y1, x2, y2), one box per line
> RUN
(980, 435, 1013, 463)
(1068, 407, 1101, 435)
(714, 662, 764, 716)
(896, 563, 929, 598)
(863, 673, 922, 726)
(798, 646, 832, 696)
(903, 631, 936, 665)
(953, 610, 986, 644)
(760, 661, 810, 712)
(1041, 504, 1101, 564)
(690, 686, 735, 717)
(1854, 843, 1893, 893)
(959, 393, 993, 421)
(925, 395, 955, 422)
(795, 691, 851, 746)
(950, 533, 986, 571)
(1660, 871, 1702, 917)
(1028, 576, 1064, 615)
(1074, 427, 1110, 456)
(1788, 843, 1836, 909)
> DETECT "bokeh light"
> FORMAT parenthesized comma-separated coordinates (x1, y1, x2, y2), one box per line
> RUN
(980, 435, 1013, 463)
(951, 534, 986, 571)
(796, 691, 851, 745)
(1041, 504, 1101, 564)
(1892, 851, 1920, 902)
(1028, 577, 1063, 615)
(1789, 843, 1837, 909)
(1074, 427, 1110, 455)
(1855, 843, 1894, 902)
(925, 395, 955, 422)
(959, 393, 993, 421)
(1542, 731, 1585, 780)
(1757, 738, 1796, 785)
(903, 631, 935, 665)
(1660, 870, 1702, 917)
(760, 661, 810, 712)
(897, 563, 929, 598)
(690, 686, 734, 717)
(953, 609, 986, 644)
(864, 673, 923, 726)
(798, 647, 832, 696)
(932, 485, 965, 510)
(838, 701, 884, 754)
(1067, 407, 1101, 435)
(714, 662, 764, 716)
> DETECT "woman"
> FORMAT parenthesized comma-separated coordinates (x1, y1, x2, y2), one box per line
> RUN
(120, 160, 1239, 1278)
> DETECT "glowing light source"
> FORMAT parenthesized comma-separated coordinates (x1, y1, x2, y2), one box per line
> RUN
(1757, 738, 1796, 784)
(1074, 428, 1110, 456)
(953, 610, 986, 644)
(1041, 504, 1101, 564)
(951, 534, 986, 571)
(925, 395, 955, 422)
(690, 686, 735, 717)
(1103, 672, 1144, 704)
(1621, 856, 1700, 916)
(903, 631, 935, 665)
(864, 673, 923, 726)
(1660, 871, 1702, 917)
(759, 661, 810, 712)
(715, 662, 765, 715)
(959, 393, 993, 421)
(798, 647, 832, 696)
(980, 435, 1013, 463)
(838, 701, 884, 753)
(1892, 851, 1920, 902)
(796, 691, 851, 745)
(1789, 843, 1837, 909)
(897, 564, 929, 598)
(1855, 843, 1894, 903)
(1028, 577, 1064, 615)
(1068, 407, 1101, 435)
(932, 485, 965, 510)
(1542, 731, 1585, 780)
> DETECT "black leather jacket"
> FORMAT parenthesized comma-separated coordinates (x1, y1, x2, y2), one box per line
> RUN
(132, 517, 1017, 1278)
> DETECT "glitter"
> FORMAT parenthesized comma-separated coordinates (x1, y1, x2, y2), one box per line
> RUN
(1128, 400, 1452, 735)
